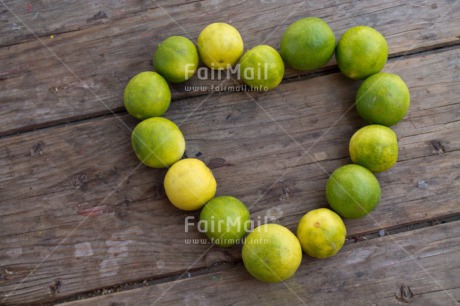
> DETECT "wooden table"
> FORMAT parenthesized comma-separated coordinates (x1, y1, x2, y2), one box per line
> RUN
(1, 1, 459, 305)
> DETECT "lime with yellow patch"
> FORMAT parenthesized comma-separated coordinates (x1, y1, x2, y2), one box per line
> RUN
(199, 196, 250, 247)
(239, 45, 284, 90)
(164, 158, 217, 211)
(153, 36, 199, 83)
(197, 23, 244, 70)
(242, 224, 302, 283)
(296, 208, 346, 258)
(349, 124, 398, 172)
(336, 26, 388, 80)
(131, 117, 185, 168)
(356, 72, 410, 126)
(326, 164, 381, 219)
(280, 17, 336, 71)
(124, 71, 171, 120)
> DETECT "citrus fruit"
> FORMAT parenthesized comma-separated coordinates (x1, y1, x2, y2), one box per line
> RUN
(280, 17, 336, 71)
(124, 71, 171, 120)
(296, 208, 346, 258)
(242, 224, 302, 283)
(336, 26, 388, 80)
(153, 36, 199, 83)
(349, 124, 398, 172)
(326, 164, 381, 219)
(197, 23, 244, 70)
(356, 72, 410, 126)
(131, 117, 185, 168)
(239, 45, 284, 90)
(164, 158, 217, 211)
(199, 196, 250, 247)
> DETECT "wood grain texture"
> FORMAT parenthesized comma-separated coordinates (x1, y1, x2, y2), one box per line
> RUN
(59, 220, 460, 306)
(0, 0, 196, 47)
(1, 0, 460, 135)
(0, 47, 459, 304)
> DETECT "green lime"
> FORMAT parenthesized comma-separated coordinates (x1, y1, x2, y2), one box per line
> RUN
(199, 196, 250, 247)
(356, 72, 410, 126)
(153, 36, 199, 83)
(239, 45, 284, 90)
(280, 17, 336, 71)
(336, 26, 388, 80)
(349, 124, 398, 172)
(326, 164, 381, 219)
(131, 117, 185, 168)
(197, 23, 244, 70)
(124, 71, 171, 120)
(296, 208, 346, 258)
(242, 224, 302, 282)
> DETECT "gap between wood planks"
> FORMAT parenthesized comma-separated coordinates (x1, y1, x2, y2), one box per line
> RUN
(1, 42, 459, 141)
(51, 214, 460, 305)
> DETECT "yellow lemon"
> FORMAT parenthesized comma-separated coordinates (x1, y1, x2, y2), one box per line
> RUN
(164, 158, 217, 211)
(197, 23, 244, 70)
(296, 208, 346, 258)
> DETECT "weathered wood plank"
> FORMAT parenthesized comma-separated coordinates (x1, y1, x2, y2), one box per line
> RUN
(1, 0, 460, 135)
(59, 221, 460, 306)
(0, 0, 195, 47)
(0, 47, 459, 304)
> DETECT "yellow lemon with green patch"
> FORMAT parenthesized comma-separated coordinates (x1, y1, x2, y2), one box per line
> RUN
(280, 17, 336, 71)
(124, 71, 171, 120)
(326, 164, 381, 219)
(197, 23, 244, 70)
(336, 26, 388, 80)
(356, 72, 410, 126)
(131, 117, 185, 168)
(296, 208, 346, 258)
(164, 158, 217, 211)
(153, 36, 199, 83)
(239, 45, 284, 90)
(199, 196, 250, 247)
(349, 124, 398, 172)
(242, 223, 302, 283)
